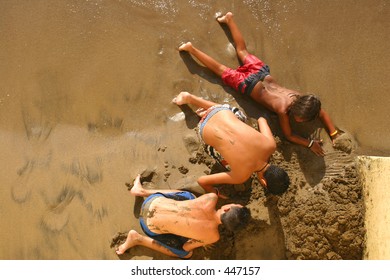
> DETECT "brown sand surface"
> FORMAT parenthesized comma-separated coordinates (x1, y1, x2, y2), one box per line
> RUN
(0, 0, 389, 260)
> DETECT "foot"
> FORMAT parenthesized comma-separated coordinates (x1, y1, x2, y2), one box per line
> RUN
(129, 174, 146, 197)
(178, 42, 192, 52)
(172, 91, 191, 106)
(216, 12, 233, 24)
(115, 230, 141, 255)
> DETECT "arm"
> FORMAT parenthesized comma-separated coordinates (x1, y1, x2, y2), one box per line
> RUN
(257, 117, 276, 147)
(182, 235, 219, 252)
(278, 113, 325, 156)
(318, 109, 339, 143)
(197, 172, 247, 197)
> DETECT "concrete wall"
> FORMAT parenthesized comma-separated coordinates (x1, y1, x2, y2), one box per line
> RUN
(357, 156, 390, 260)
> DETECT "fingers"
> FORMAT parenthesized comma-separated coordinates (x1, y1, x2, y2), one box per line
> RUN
(311, 141, 325, 157)
(218, 193, 230, 200)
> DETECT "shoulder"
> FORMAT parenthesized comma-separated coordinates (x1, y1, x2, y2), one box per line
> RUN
(228, 169, 252, 184)
(205, 231, 220, 244)
(197, 193, 218, 205)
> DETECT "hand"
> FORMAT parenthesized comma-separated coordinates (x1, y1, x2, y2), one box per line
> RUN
(202, 243, 216, 252)
(331, 132, 341, 146)
(258, 110, 271, 122)
(309, 140, 325, 156)
(214, 187, 229, 199)
(217, 193, 229, 199)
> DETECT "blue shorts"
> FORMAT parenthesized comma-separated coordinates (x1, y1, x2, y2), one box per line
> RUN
(139, 191, 196, 258)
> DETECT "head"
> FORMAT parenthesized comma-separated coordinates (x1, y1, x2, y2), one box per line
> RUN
(261, 164, 290, 195)
(220, 204, 251, 232)
(290, 94, 321, 122)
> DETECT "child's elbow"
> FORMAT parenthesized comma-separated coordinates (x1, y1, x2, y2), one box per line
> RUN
(270, 138, 277, 150)
(265, 137, 277, 152)
(231, 175, 250, 185)
(283, 133, 294, 142)
(197, 177, 206, 187)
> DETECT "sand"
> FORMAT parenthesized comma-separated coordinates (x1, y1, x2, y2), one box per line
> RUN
(109, 105, 365, 260)
(1, 0, 389, 260)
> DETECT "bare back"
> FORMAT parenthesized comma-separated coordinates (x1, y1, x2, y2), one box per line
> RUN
(251, 76, 299, 115)
(202, 110, 275, 179)
(145, 193, 219, 242)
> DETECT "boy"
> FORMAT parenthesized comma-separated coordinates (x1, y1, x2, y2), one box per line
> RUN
(115, 174, 250, 259)
(172, 91, 290, 197)
(179, 12, 340, 156)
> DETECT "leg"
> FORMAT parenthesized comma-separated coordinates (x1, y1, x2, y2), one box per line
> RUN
(130, 174, 187, 197)
(172, 91, 218, 110)
(217, 12, 249, 63)
(116, 230, 192, 258)
(178, 42, 227, 77)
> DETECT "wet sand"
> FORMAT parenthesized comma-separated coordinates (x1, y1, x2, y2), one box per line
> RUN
(0, 0, 389, 260)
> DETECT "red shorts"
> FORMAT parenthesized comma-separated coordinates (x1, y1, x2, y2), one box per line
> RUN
(221, 54, 268, 95)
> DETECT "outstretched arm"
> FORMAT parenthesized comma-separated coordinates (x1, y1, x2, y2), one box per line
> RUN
(319, 109, 339, 143)
(278, 113, 325, 156)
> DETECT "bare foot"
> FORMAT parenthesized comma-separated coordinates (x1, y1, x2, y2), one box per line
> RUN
(115, 230, 141, 255)
(172, 91, 191, 106)
(129, 174, 146, 197)
(216, 12, 233, 24)
(178, 42, 192, 52)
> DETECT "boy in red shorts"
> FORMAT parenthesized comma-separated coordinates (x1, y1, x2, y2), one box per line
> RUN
(178, 12, 340, 157)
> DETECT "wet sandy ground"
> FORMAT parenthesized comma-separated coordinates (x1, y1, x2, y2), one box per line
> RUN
(0, 0, 389, 260)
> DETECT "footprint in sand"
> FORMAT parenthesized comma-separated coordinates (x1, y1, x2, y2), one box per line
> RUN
(41, 186, 75, 232)
(110, 232, 128, 249)
(62, 158, 108, 219)
(67, 158, 103, 185)
(13, 92, 56, 203)
(11, 160, 34, 203)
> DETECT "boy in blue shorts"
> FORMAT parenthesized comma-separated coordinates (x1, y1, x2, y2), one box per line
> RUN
(115, 174, 250, 259)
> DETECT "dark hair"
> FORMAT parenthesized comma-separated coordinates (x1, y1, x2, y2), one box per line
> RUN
(263, 165, 290, 195)
(289, 94, 321, 121)
(221, 206, 251, 232)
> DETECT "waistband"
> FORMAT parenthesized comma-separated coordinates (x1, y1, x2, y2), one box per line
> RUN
(239, 64, 270, 95)
(198, 105, 231, 137)
(140, 193, 163, 220)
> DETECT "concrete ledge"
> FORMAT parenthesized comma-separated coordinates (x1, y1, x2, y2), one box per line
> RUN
(357, 156, 390, 260)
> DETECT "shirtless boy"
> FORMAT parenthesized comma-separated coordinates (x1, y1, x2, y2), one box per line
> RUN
(178, 12, 340, 157)
(172, 91, 290, 197)
(115, 174, 250, 259)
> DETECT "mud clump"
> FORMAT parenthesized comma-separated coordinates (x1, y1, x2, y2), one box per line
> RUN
(276, 153, 365, 260)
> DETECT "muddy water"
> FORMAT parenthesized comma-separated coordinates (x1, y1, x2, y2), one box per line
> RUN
(0, 0, 389, 259)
